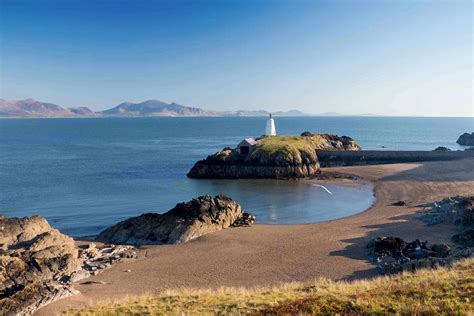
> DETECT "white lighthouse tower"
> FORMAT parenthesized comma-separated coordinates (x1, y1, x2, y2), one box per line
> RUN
(265, 113, 276, 136)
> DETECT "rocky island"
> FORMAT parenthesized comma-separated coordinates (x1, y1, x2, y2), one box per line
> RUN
(187, 133, 360, 179)
(457, 132, 474, 146)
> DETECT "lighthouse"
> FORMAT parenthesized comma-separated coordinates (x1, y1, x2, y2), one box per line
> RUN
(265, 113, 276, 136)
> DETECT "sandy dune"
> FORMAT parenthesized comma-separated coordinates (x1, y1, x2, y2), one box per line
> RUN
(37, 159, 474, 315)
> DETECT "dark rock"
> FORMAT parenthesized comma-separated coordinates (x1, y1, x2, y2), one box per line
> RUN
(300, 131, 313, 137)
(433, 146, 451, 151)
(456, 132, 474, 146)
(392, 200, 407, 206)
(232, 212, 256, 227)
(368, 236, 452, 274)
(97, 194, 255, 246)
(80, 281, 106, 285)
(369, 237, 405, 259)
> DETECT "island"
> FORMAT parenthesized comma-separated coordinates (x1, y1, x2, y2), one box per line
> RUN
(187, 133, 361, 179)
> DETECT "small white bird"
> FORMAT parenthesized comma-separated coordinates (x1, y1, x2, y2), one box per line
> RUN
(313, 184, 332, 194)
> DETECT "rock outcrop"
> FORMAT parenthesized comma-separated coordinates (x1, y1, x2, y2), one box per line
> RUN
(309, 134, 361, 151)
(457, 132, 474, 146)
(368, 237, 452, 274)
(371, 196, 474, 275)
(0, 215, 82, 315)
(97, 194, 255, 246)
(0, 215, 137, 315)
(416, 196, 474, 226)
(188, 134, 360, 179)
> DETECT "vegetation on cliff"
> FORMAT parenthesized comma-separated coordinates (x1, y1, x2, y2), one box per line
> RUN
(66, 258, 474, 315)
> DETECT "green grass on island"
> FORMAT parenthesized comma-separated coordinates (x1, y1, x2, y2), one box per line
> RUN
(249, 136, 321, 164)
(215, 134, 359, 165)
(66, 258, 474, 315)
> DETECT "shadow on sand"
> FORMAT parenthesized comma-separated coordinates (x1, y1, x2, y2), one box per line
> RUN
(329, 159, 474, 280)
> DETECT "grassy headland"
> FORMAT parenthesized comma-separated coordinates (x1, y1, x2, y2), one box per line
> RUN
(66, 258, 473, 315)
(248, 134, 360, 165)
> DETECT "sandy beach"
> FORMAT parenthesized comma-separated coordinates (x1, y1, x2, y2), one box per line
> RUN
(37, 159, 474, 315)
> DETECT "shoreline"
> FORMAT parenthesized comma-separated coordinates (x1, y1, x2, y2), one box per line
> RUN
(36, 159, 474, 315)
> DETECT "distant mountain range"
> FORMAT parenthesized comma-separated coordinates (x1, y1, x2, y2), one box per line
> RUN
(99, 100, 214, 117)
(0, 99, 98, 118)
(0, 98, 374, 118)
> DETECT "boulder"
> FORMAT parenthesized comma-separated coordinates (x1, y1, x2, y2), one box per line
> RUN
(456, 132, 474, 146)
(97, 194, 255, 246)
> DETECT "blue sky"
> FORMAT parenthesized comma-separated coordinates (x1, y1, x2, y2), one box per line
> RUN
(0, 0, 472, 116)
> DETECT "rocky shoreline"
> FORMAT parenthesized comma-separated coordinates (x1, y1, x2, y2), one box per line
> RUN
(1, 195, 256, 314)
(0, 215, 137, 315)
(0, 195, 255, 314)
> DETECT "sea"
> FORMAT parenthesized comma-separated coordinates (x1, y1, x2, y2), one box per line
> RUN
(1, 116, 472, 237)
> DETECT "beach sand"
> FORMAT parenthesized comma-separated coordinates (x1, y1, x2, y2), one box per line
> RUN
(36, 159, 474, 315)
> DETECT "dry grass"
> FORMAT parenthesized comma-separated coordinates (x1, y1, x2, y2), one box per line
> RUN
(66, 258, 474, 315)
(249, 136, 326, 164)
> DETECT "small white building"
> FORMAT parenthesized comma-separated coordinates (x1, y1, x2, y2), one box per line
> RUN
(265, 113, 276, 136)
(238, 138, 257, 155)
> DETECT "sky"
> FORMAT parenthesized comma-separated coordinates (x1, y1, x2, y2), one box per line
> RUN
(0, 0, 472, 116)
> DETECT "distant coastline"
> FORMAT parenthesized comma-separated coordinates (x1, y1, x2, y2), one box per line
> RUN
(0, 98, 382, 119)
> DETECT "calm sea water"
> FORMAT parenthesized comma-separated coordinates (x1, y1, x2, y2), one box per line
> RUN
(1, 117, 472, 237)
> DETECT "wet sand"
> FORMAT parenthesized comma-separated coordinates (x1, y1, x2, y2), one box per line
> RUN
(37, 159, 474, 315)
